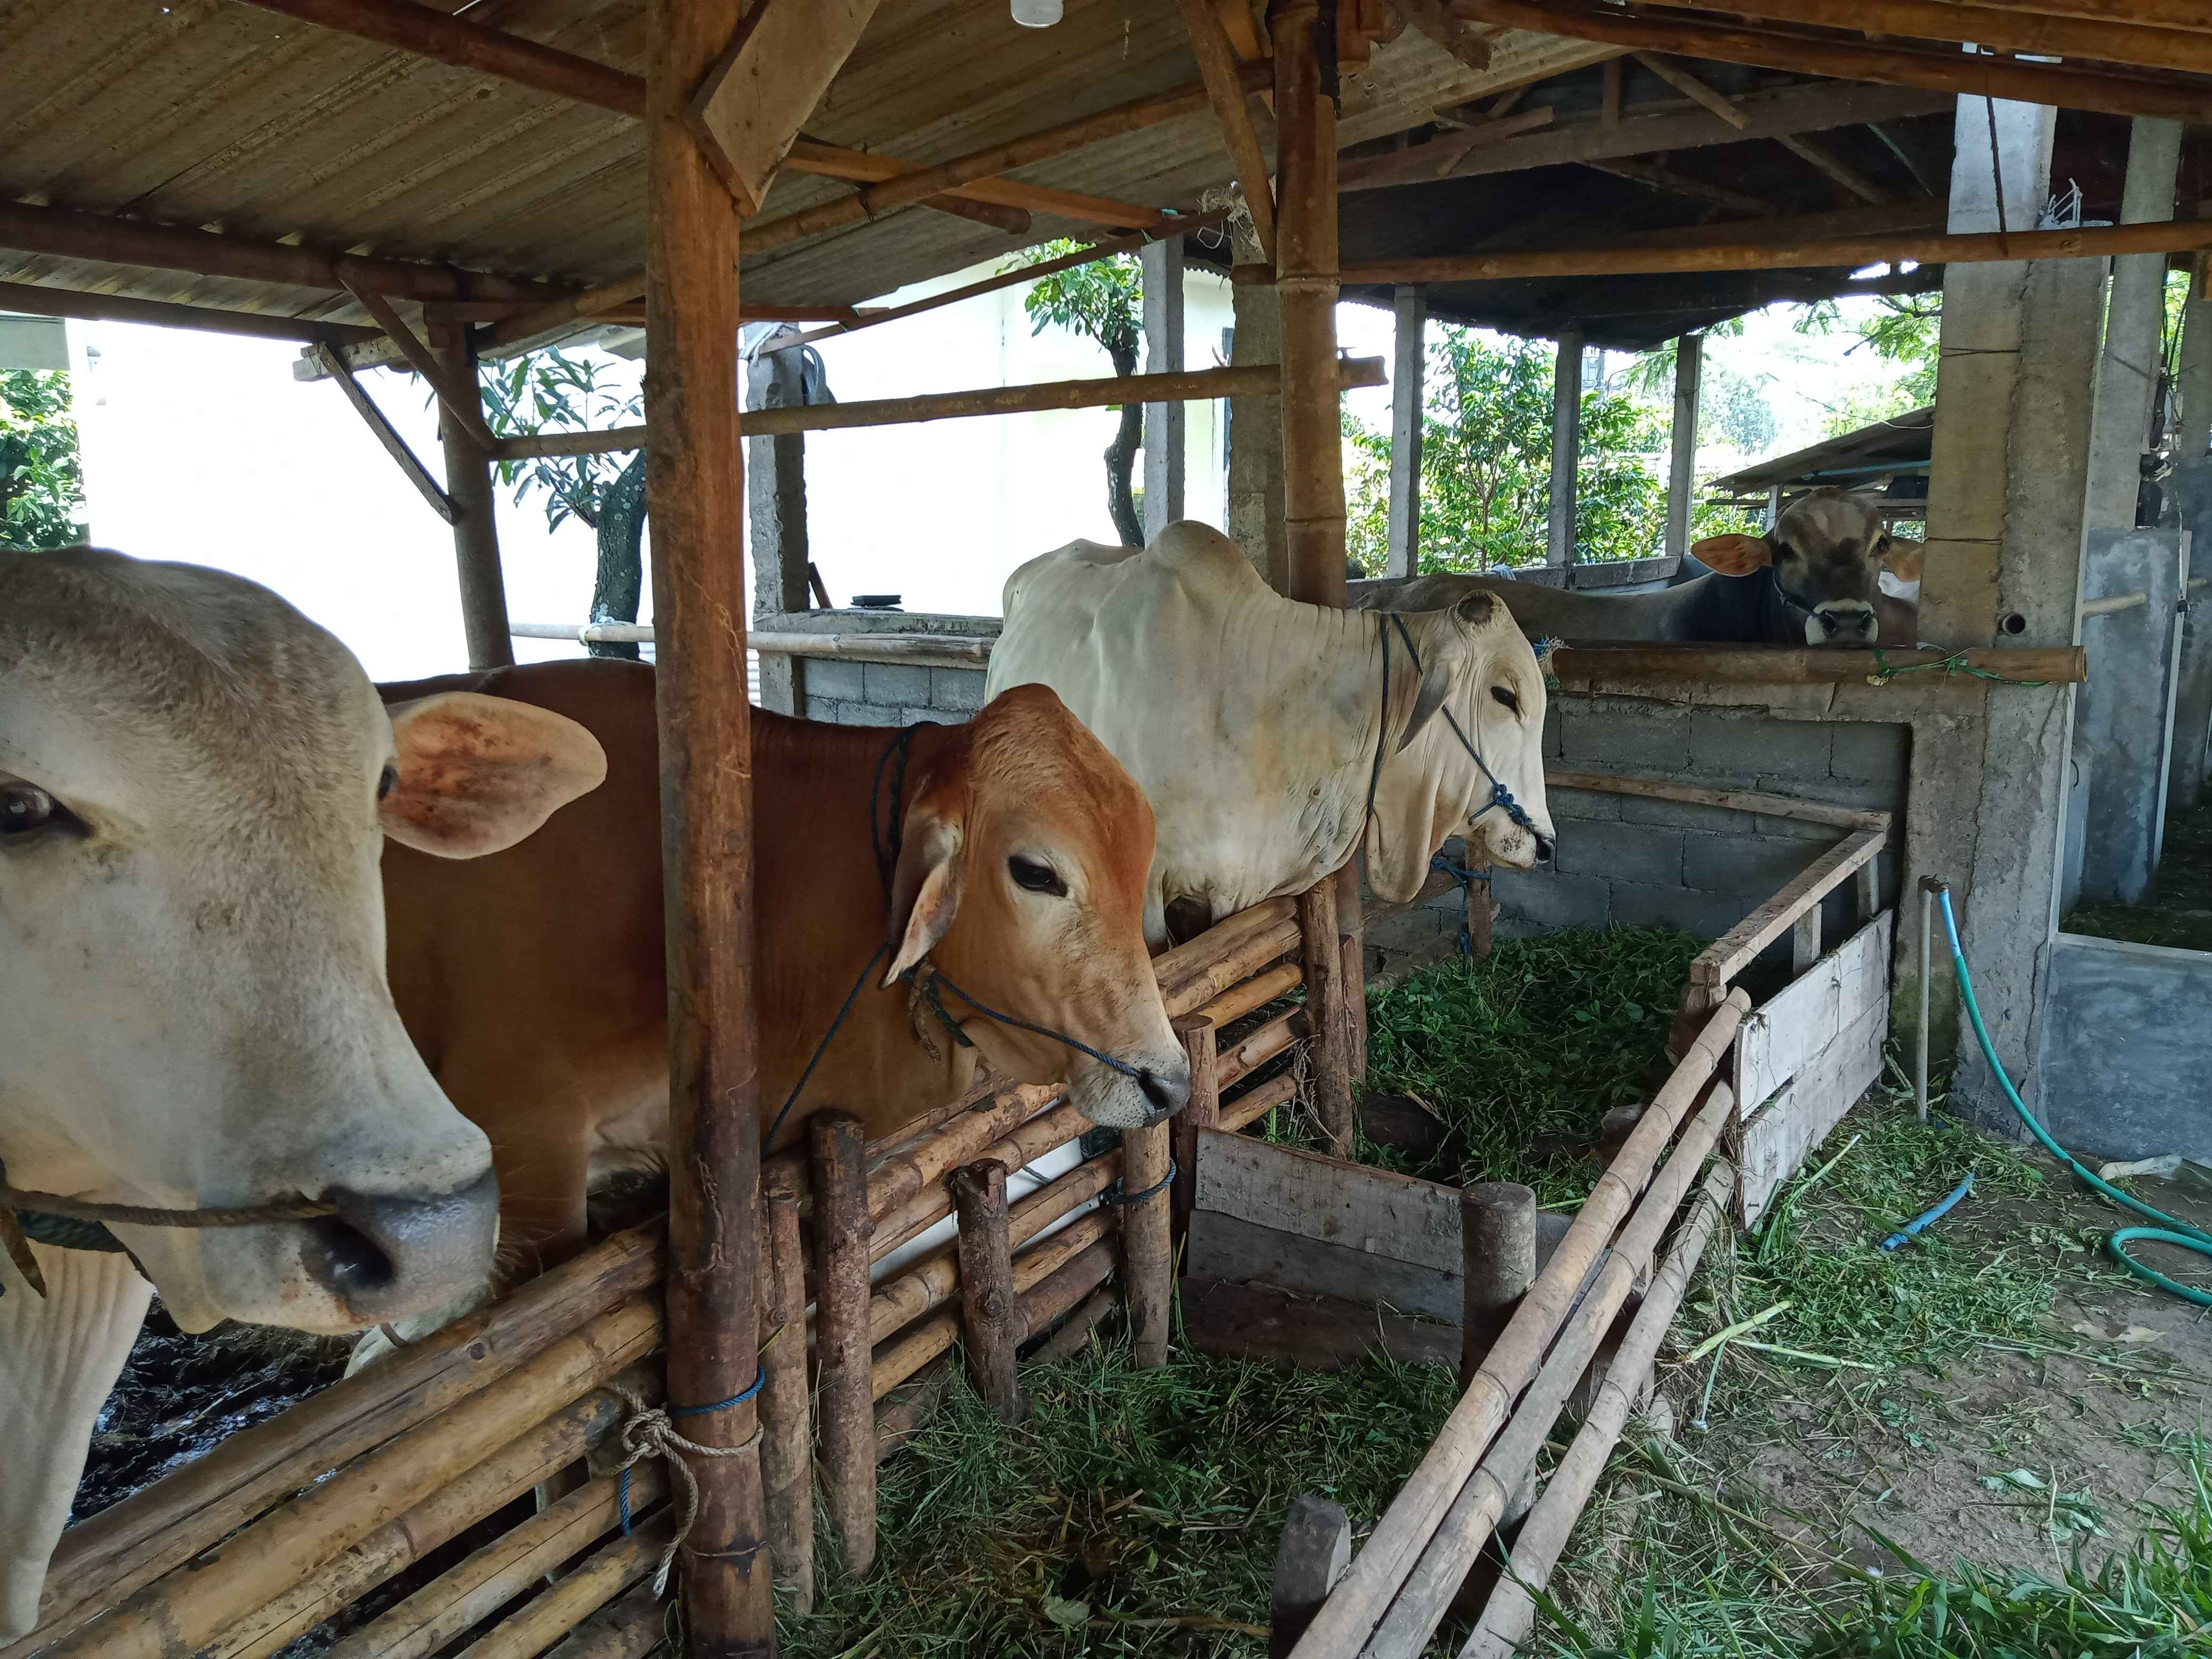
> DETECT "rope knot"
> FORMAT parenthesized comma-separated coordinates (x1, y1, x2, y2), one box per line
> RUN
(608, 1377, 762, 1597)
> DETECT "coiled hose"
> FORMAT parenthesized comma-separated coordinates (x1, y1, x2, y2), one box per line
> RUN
(1936, 885, 2212, 1308)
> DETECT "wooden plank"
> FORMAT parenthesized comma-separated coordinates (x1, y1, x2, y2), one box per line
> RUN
(1638, 0, 2212, 78)
(1193, 1127, 1461, 1275)
(688, 0, 885, 216)
(1546, 767, 1891, 831)
(1549, 644, 2085, 686)
(1272, 1496, 1354, 1659)
(1692, 828, 1886, 990)
(334, 268, 498, 452)
(1181, 1277, 1460, 1371)
(314, 342, 454, 524)
(1, 281, 378, 346)
(1737, 995, 1886, 1226)
(1736, 911, 1891, 1111)
(1191, 1210, 1463, 1321)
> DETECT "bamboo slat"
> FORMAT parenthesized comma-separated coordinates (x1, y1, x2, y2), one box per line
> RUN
(539, 1581, 665, 1659)
(453, 1518, 670, 1659)
(1164, 919, 1306, 1018)
(1221, 1073, 1299, 1134)
(1193, 960, 1302, 1029)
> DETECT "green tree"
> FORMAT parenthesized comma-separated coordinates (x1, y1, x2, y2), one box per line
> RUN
(1797, 294, 1940, 434)
(1, 369, 88, 550)
(1004, 241, 1145, 546)
(1345, 327, 1670, 574)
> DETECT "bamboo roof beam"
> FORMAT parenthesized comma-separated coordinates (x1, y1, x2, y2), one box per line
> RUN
(1442, 0, 2212, 122)
(1176, 0, 1279, 263)
(1636, 0, 2212, 77)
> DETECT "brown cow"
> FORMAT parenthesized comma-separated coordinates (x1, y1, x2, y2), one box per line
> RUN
(378, 658, 1189, 1279)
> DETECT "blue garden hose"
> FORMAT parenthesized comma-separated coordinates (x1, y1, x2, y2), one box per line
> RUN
(1936, 884, 2212, 1307)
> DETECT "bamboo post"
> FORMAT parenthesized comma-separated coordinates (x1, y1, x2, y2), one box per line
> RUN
(811, 1109, 877, 1576)
(949, 1159, 1025, 1420)
(1297, 877, 1354, 1158)
(1120, 1118, 1175, 1369)
(1170, 1013, 1220, 1230)
(759, 1168, 814, 1609)
(1459, 1183, 1536, 1389)
(647, 0, 770, 1643)
(428, 321, 513, 670)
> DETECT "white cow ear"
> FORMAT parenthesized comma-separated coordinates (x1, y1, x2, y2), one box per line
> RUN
(1394, 620, 1463, 753)
(381, 692, 608, 859)
(885, 810, 965, 984)
(1692, 533, 1773, 575)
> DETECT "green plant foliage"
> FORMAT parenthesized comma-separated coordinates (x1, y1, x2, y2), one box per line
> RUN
(475, 348, 641, 532)
(1004, 240, 1146, 546)
(1, 368, 88, 549)
(1797, 295, 1940, 435)
(1345, 328, 1671, 575)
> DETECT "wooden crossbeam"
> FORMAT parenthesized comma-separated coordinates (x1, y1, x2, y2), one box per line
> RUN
(1176, 0, 1279, 263)
(334, 263, 499, 451)
(688, 0, 884, 215)
(1444, 0, 2212, 122)
(1337, 107, 1556, 191)
(1777, 132, 1891, 205)
(1631, 53, 1747, 130)
(314, 342, 455, 523)
(1393, 0, 1495, 70)
(1581, 158, 1778, 216)
(783, 141, 1165, 230)
(1637, 0, 2212, 77)
(0, 280, 380, 346)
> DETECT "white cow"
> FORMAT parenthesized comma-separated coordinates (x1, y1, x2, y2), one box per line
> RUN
(1, 548, 607, 1639)
(988, 522, 1554, 946)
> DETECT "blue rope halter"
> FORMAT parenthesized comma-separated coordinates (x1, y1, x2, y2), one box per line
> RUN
(1362, 611, 1541, 851)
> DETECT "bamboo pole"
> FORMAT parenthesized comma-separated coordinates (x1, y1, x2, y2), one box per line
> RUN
(1152, 896, 1298, 987)
(1218, 1009, 1306, 1092)
(1193, 959, 1302, 1028)
(1163, 925, 1306, 1017)
(1464, 1164, 1738, 1659)
(1297, 876, 1355, 1158)
(1545, 642, 2088, 686)
(14, 1225, 662, 1656)
(1120, 1118, 1175, 1368)
(454, 1517, 671, 1659)
(1017, 1238, 1120, 1343)
(812, 1109, 877, 1576)
(46, 1297, 663, 1659)
(874, 1357, 956, 1464)
(1222, 1072, 1300, 1134)
(1171, 1014, 1220, 1229)
(1459, 1184, 1536, 1390)
(1445, 0, 2212, 122)
(950, 1160, 1025, 1420)
(492, 358, 1386, 457)
(213, 1381, 642, 1659)
(323, 1464, 668, 1659)
(1284, 992, 1750, 1659)
(541, 1581, 666, 1659)
(648, 0, 769, 1641)
(866, 1083, 1062, 1220)
(1689, 826, 1886, 989)
(1365, 1100, 1736, 1659)
(759, 1169, 814, 1610)
(1030, 1285, 1119, 1363)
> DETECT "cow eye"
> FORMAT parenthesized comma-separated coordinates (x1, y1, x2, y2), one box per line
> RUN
(1008, 856, 1066, 896)
(378, 764, 399, 802)
(1490, 686, 1521, 715)
(0, 782, 64, 845)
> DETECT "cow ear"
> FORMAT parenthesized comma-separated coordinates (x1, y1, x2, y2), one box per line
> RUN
(1691, 533, 1774, 576)
(381, 693, 608, 859)
(884, 809, 965, 984)
(1396, 612, 1476, 753)
(1882, 539, 1924, 584)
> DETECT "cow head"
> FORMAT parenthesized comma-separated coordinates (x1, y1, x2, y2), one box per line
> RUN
(1370, 592, 1555, 900)
(880, 684, 1189, 1130)
(1692, 487, 1908, 645)
(0, 550, 606, 1337)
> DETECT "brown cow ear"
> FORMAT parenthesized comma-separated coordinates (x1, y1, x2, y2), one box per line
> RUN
(1882, 539, 1924, 584)
(381, 693, 608, 859)
(1692, 533, 1774, 576)
(884, 810, 965, 984)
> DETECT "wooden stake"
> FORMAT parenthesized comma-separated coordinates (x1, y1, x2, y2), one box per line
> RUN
(1171, 1014, 1221, 1230)
(759, 1170, 814, 1610)
(427, 321, 513, 671)
(1297, 877, 1355, 1159)
(811, 1109, 877, 1578)
(949, 1159, 1025, 1420)
(648, 0, 770, 1641)
(1459, 1183, 1536, 1390)
(1119, 1118, 1176, 1368)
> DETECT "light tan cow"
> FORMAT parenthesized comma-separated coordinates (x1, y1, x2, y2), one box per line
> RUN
(1, 549, 605, 1638)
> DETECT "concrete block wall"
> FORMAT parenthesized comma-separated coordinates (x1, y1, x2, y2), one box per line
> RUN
(801, 657, 988, 726)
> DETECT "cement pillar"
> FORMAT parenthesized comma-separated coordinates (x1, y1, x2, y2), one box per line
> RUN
(2082, 119, 2183, 537)
(747, 332, 810, 714)
(2176, 276, 2212, 807)
(1386, 285, 1425, 580)
(2180, 263, 2212, 467)
(1665, 332, 1702, 563)
(1226, 212, 1288, 590)
(1547, 326, 1582, 566)
(1915, 94, 2101, 1136)
(1141, 237, 1186, 540)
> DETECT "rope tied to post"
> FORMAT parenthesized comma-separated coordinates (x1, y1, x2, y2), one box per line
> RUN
(1865, 647, 2048, 689)
(1097, 1154, 1177, 1206)
(611, 1372, 765, 1595)
(1428, 851, 1493, 961)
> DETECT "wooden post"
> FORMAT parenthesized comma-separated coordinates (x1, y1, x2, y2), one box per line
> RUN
(949, 1159, 1025, 1421)
(1459, 1182, 1536, 1389)
(1386, 284, 1425, 580)
(1665, 331, 1702, 562)
(1297, 877, 1355, 1159)
(1790, 907, 1822, 975)
(1120, 1119, 1175, 1368)
(429, 321, 513, 670)
(1170, 1013, 1220, 1231)
(759, 1169, 814, 1611)
(644, 0, 768, 1641)
(1271, 1495, 1352, 1659)
(1547, 325, 1582, 567)
(1142, 234, 1186, 540)
(810, 1109, 876, 1577)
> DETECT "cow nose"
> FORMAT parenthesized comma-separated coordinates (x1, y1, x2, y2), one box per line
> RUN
(306, 1169, 498, 1317)
(1137, 1063, 1191, 1123)
(1533, 831, 1555, 865)
(1817, 606, 1874, 639)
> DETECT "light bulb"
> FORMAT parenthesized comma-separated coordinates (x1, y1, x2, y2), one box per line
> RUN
(1011, 0, 1061, 26)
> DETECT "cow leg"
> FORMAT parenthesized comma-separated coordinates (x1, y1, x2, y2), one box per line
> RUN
(0, 1241, 153, 1641)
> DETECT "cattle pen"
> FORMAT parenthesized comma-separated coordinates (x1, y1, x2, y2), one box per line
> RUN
(7, 0, 2212, 1655)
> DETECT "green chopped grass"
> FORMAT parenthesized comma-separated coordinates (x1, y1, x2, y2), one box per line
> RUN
(1359, 926, 1704, 1202)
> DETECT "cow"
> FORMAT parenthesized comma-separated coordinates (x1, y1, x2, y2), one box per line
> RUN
(2, 548, 608, 1639)
(374, 658, 1189, 1289)
(985, 521, 1555, 948)
(1351, 488, 1923, 648)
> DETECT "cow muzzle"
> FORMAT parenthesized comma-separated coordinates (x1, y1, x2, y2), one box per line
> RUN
(304, 1169, 500, 1322)
(1807, 601, 1876, 645)
(1070, 1048, 1192, 1130)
